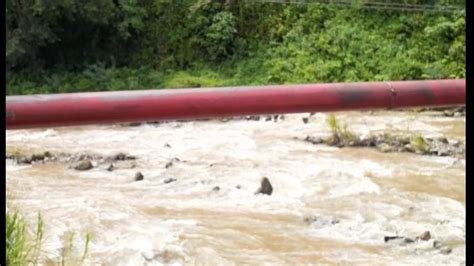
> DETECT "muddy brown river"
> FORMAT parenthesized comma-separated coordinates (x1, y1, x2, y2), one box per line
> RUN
(6, 111, 465, 265)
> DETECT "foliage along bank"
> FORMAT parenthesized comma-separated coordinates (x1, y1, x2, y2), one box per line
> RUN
(6, 0, 465, 95)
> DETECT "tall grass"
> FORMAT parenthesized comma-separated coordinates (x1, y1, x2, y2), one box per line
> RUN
(6, 211, 28, 265)
(326, 114, 357, 143)
(6, 211, 43, 265)
(6, 210, 92, 265)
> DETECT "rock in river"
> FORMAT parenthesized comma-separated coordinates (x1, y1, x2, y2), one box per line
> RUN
(419, 231, 431, 241)
(255, 177, 273, 195)
(135, 172, 144, 181)
(74, 160, 93, 171)
(164, 177, 177, 184)
(377, 143, 395, 153)
(110, 152, 135, 161)
(440, 247, 452, 255)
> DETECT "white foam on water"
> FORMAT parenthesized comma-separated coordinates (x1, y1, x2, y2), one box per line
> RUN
(6, 112, 465, 265)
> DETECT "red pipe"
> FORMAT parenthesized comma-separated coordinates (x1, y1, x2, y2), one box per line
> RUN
(6, 79, 465, 129)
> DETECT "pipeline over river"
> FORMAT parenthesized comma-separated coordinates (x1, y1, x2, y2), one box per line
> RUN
(6, 79, 465, 129)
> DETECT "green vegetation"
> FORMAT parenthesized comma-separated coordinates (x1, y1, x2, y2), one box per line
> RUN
(6, 210, 91, 265)
(6, 211, 29, 265)
(411, 134, 428, 152)
(326, 114, 357, 144)
(6, 1, 465, 95)
(6, 211, 43, 265)
(383, 132, 394, 144)
(316, 115, 463, 156)
(60, 231, 92, 266)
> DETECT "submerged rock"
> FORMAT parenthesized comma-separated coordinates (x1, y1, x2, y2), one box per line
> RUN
(124, 122, 142, 127)
(274, 114, 285, 121)
(304, 215, 340, 226)
(17, 155, 33, 164)
(433, 241, 443, 249)
(438, 137, 449, 144)
(165, 158, 181, 169)
(443, 110, 455, 117)
(31, 153, 45, 161)
(304, 216, 318, 224)
(304, 136, 324, 145)
(440, 247, 452, 255)
(384, 236, 416, 245)
(12, 151, 56, 164)
(165, 161, 174, 169)
(74, 160, 93, 171)
(384, 236, 404, 243)
(255, 177, 273, 195)
(219, 117, 232, 123)
(377, 143, 395, 153)
(110, 152, 135, 161)
(246, 115, 260, 121)
(164, 177, 177, 184)
(403, 144, 415, 153)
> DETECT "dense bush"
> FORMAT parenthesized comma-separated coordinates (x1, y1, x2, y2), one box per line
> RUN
(6, 0, 144, 71)
(6, 1, 465, 95)
(201, 11, 237, 61)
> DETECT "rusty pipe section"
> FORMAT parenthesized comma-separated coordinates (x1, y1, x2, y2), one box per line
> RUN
(6, 79, 465, 129)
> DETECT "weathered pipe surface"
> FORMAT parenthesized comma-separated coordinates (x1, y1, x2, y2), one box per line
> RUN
(6, 79, 465, 129)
